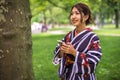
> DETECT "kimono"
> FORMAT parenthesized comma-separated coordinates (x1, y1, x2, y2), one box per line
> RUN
(53, 28, 102, 80)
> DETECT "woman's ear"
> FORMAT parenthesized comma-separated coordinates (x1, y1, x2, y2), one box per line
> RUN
(83, 15, 89, 21)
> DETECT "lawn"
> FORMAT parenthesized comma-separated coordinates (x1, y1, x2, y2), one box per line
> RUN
(32, 25, 120, 80)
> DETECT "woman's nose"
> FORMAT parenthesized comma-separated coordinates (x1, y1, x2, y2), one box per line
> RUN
(71, 14, 76, 19)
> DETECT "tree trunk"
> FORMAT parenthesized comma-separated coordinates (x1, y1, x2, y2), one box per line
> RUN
(114, 9, 119, 28)
(43, 10, 46, 24)
(0, 0, 34, 80)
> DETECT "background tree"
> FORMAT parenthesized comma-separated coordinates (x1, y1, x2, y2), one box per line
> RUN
(88, 0, 120, 28)
(0, 0, 34, 80)
(30, 0, 52, 23)
(104, 0, 120, 28)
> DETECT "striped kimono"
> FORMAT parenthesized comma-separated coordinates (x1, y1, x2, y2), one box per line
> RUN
(53, 28, 102, 80)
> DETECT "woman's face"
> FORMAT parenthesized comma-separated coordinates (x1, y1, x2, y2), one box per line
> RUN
(70, 7, 82, 27)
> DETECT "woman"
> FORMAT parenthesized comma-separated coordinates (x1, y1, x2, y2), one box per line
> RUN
(53, 3, 102, 80)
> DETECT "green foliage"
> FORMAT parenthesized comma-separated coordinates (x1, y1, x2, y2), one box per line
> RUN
(30, 0, 53, 23)
(32, 25, 120, 80)
(30, 0, 91, 24)
(30, 0, 120, 28)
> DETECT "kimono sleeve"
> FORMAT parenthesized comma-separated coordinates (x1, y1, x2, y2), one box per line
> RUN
(74, 35, 102, 74)
(52, 31, 71, 65)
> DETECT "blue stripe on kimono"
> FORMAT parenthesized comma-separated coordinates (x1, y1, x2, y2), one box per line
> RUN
(53, 28, 102, 80)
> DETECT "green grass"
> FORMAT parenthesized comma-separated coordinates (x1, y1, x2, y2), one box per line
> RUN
(32, 24, 120, 80)
(96, 35, 120, 80)
(32, 34, 64, 80)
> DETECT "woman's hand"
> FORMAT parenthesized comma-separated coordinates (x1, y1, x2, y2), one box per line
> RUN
(60, 42, 77, 56)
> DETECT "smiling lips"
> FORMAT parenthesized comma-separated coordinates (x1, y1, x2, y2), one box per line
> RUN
(72, 19, 78, 24)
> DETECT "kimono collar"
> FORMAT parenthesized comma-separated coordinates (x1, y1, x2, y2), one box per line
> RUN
(74, 27, 92, 36)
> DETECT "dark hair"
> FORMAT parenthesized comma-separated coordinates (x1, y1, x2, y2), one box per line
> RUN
(70, 3, 93, 25)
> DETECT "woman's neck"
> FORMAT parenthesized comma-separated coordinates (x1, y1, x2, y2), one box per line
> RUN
(76, 24, 86, 33)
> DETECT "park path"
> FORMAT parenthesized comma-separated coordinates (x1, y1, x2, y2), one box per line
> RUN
(47, 30, 66, 35)
(47, 30, 120, 37)
(32, 27, 120, 37)
(101, 34, 120, 36)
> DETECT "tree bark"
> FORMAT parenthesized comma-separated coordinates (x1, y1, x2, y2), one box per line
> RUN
(0, 0, 34, 80)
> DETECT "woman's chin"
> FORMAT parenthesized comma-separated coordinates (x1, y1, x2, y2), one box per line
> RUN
(73, 24, 78, 27)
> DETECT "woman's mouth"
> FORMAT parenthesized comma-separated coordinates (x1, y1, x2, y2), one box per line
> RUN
(72, 20, 78, 24)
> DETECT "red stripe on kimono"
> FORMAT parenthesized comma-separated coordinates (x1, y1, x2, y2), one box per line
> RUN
(53, 28, 102, 80)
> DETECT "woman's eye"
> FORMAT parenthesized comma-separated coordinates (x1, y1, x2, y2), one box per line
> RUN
(70, 13, 73, 15)
(76, 12, 80, 14)
(70, 12, 80, 15)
